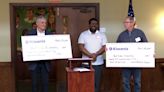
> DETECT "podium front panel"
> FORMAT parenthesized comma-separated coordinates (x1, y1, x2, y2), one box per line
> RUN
(66, 68, 94, 92)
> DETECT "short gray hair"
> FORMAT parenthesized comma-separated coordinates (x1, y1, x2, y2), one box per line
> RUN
(36, 16, 46, 23)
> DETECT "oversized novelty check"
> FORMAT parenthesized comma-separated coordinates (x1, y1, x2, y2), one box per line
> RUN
(106, 43, 155, 68)
(21, 35, 72, 61)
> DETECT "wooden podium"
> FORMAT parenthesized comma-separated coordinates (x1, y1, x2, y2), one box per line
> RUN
(66, 58, 94, 92)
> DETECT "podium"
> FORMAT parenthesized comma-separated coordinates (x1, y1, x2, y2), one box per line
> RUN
(66, 58, 94, 92)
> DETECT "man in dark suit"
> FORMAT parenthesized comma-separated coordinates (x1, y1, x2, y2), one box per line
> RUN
(26, 16, 52, 92)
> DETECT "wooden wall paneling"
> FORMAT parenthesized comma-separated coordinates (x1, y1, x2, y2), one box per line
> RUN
(0, 62, 15, 92)
(100, 68, 123, 92)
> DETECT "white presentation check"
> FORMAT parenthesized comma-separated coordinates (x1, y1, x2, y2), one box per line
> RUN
(21, 34, 72, 61)
(106, 43, 155, 68)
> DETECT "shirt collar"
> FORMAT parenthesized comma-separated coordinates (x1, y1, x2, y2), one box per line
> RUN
(87, 30, 99, 34)
(37, 29, 45, 36)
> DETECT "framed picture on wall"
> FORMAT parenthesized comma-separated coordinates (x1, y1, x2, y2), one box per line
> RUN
(16, 7, 57, 48)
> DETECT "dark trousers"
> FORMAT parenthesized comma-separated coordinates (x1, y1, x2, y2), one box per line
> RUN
(30, 62, 49, 92)
(93, 65, 103, 92)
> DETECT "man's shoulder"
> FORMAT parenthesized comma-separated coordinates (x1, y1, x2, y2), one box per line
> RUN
(98, 31, 106, 35)
(27, 29, 37, 35)
(80, 30, 89, 35)
(134, 28, 143, 32)
(119, 30, 127, 35)
(133, 28, 145, 34)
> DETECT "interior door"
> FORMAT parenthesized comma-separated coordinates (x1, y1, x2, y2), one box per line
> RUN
(54, 7, 96, 92)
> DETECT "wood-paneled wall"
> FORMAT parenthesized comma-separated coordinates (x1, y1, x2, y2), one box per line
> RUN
(0, 60, 164, 92)
(0, 62, 15, 92)
(32, 59, 164, 92)
(54, 59, 164, 92)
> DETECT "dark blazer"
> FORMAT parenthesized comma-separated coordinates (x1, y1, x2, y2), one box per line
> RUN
(26, 29, 52, 72)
